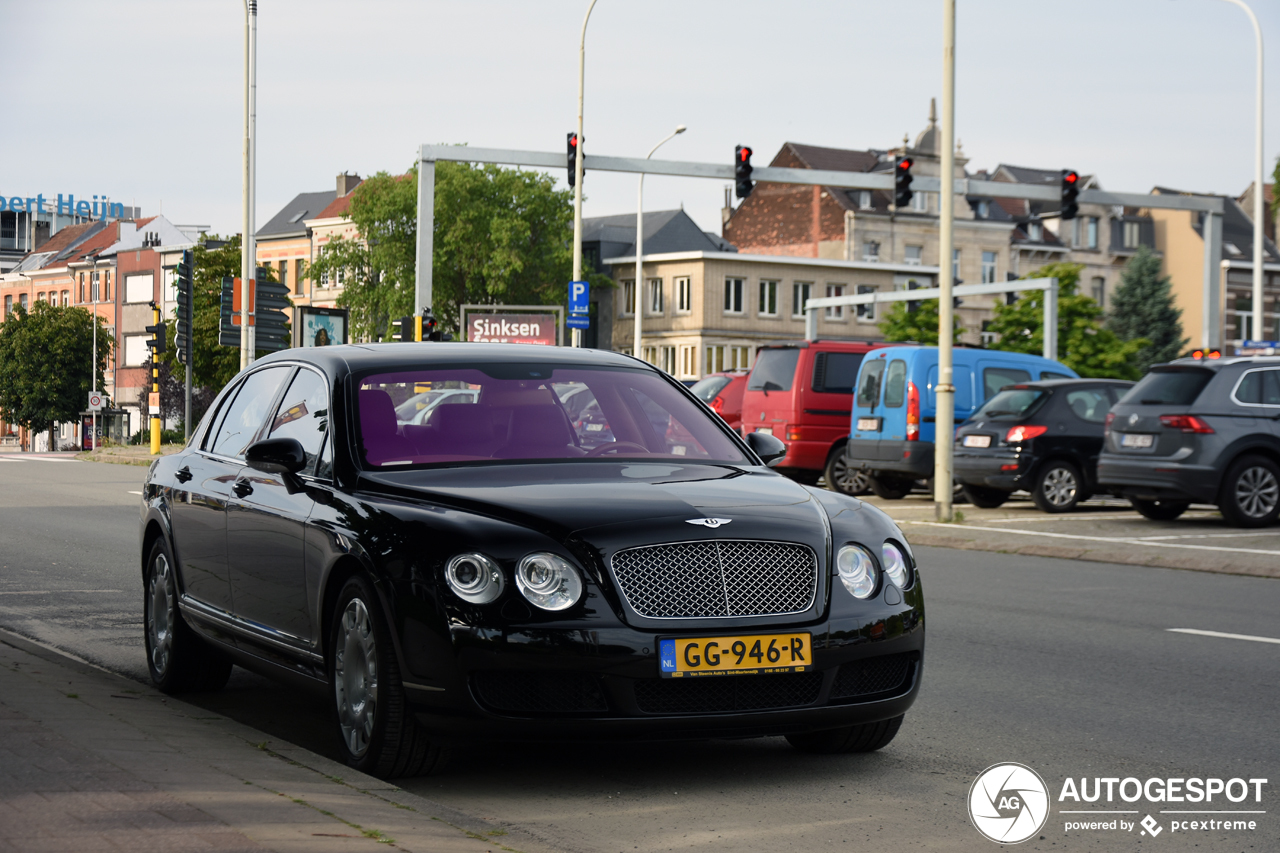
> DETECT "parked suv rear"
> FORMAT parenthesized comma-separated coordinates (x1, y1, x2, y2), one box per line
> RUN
(740, 340, 889, 490)
(1097, 355, 1280, 526)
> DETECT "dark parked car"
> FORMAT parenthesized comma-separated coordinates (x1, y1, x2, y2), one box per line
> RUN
(139, 344, 925, 778)
(1097, 355, 1280, 526)
(953, 379, 1133, 512)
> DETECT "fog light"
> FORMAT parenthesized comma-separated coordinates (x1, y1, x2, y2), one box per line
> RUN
(516, 552, 583, 611)
(881, 542, 911, 589)
(445, 553, 504, 604)
(835, 544, 878, 599)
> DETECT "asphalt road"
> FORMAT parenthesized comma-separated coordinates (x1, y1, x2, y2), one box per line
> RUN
(2, 457, 1277, 852)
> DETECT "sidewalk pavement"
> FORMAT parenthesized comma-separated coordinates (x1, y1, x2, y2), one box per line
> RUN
(0, 630, 557, 853)
(76, 445, 184, 466)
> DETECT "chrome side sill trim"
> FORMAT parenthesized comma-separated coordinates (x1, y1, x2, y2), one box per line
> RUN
(179, 595, 323, 663)
(403, 682, 447, 693)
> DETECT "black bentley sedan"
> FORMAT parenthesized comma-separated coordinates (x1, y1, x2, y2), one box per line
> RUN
(953, 378, 1133, 512)
(139, 344, 924, 778)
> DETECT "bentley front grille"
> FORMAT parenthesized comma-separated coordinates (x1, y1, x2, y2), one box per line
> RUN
(609, 540, 818, 619)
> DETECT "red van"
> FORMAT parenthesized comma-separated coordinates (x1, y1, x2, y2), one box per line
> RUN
(740, 341, 890, 493)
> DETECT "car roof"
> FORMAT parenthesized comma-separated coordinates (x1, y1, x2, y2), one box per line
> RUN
(253, 342, 654, 376)
(862, 345, 1073, 369)
(757, 340, 887, 352)
(1017, 378, 1134, 388)
(1160, 354, 1280, 370)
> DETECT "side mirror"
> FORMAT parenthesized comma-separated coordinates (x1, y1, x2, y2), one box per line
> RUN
(744, 430, 787, 467)
(245, 437, 307, 475)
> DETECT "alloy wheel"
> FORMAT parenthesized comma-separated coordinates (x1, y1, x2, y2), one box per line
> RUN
(147, 553, 175, 676)
(830, 455, 869, 494)
(1235, 465, 1279, 519)
(1042, 466, 1078, 507)
(334, 598, 379, 757)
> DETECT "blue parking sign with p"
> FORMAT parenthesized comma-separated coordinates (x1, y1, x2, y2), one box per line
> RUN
(569, 280, 590, 314)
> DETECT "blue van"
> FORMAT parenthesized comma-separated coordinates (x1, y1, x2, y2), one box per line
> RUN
(845, 346, 1077, 498)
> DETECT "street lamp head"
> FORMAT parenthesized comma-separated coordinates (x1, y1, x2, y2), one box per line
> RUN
(675, 125, 687, 134)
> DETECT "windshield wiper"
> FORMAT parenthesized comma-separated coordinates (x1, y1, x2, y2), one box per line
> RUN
(981, 410, 1017, 417)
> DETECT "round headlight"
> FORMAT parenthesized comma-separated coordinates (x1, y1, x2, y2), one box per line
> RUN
(445, 553, 504, 604)
(882, 542, 911, 589)
(515, 552, 584, 611)
(835, 544, 878, 599)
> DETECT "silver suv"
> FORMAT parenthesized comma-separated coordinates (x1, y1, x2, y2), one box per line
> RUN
(1097, 355, 1280, 527)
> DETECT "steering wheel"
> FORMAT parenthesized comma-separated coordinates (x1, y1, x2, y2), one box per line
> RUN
(585, 441, 650, 457)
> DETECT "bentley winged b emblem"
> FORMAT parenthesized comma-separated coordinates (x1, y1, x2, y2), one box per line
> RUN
(686, 517, 732, 529)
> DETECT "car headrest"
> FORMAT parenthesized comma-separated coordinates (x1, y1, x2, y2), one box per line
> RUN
(428, 404, 494, 441)
(359, 389, 400, 438)
(508, 405, 573, 448)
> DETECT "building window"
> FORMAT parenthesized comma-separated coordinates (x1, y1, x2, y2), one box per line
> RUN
(163, 268, 177, 304)
(758, 280, 778, 316)
(644, 345, 676, 375)
(905, 245, 923, 266)
(320, 264, 330, 287)
(336, 265, 345, 287)
(1073, 218, 1083, 247)
(977, 200, 990, 219)
(647, 278, 663, 314)
(103, 271, 111, 302)
(1123, 220, 1141, 249)
(79, 273, 85, 303)
(19, 293, 28, 310)
(619, 280, 635, 316)
(36, 292, 45, 303)
(706, 345, 752, 374)
(792, 282, 812, 318)
(856, 285, 877, 322)
(675, 276, 691, 313)
(3, 295, 10, 316)
(295, 259, 305, 295)
(125, 273, 154, 304)
(91, 272, 100, 302)
(911, 192, 928, 213)
(862, 241, 880, 262)
(980, 320, 997, 345)
(679, 345, 697, 378)
(1087, 217, 1099, 249)
(279, 260, 288, 291)
(824, 284, 845, 320)
(858, 190, 873, 210)
(1092, 277, 1106, 306)
(1027, 221, 1043, 242)
(124, 335, 149, 367)
(724, 277, 744, 314)
(61, 290, 69, 306)
(981, 251, 997, 284)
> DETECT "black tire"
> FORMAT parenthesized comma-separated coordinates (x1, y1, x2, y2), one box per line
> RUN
(786, 715, 904, 754)
(824, 448, 870, 496)
(869, 475, 913, 500)
(1218, 455, 1280, 528)
(329, 575, 448, 778)
(962, 484, 1011, 509)
(144, 539, 232, 694)
(1031, 460, 1082, 513)
(1130, 498, 1190, 521)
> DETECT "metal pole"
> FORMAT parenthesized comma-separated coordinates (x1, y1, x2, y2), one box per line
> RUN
(415, 155, 436, 315)
(241, 1, 257, 368)
(635, 126, 686, 361)
(1043, 278, 1059, 360)
(934, 0, 957, 522)
(1218, 0, 1265, 343)
(571, 0, 597, 348)
(90, 260, 96, 452)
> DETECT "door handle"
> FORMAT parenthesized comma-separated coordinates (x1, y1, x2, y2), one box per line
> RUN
(175, 466, 193, 483)
(233, 480, 254, 498)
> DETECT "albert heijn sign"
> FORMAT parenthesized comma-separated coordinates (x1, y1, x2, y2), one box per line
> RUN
(0, 193, 125, 219)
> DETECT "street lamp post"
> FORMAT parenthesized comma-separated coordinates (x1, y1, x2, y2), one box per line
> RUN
(935, 0, 957, 522)
(570, 0, 598, 348)
(635, 125, 687, 361)
(241, 0, 258, 368)
(90, 258, 97, 452)
(1219, 0, 1266, 343)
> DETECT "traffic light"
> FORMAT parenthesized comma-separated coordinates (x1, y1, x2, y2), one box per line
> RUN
(422, 310, 442, 341)
(393, 316, 415, 342)
(145, 316, 167, 357)
(734, 145, 754, 200)
(255, 273, 291, 352)
(894, 156, 914, 208)
(1060, 169, 1080, 220)
(567, 132, 579, 189)
(174, 249, 193, 364)
(218, 276, 238, 346)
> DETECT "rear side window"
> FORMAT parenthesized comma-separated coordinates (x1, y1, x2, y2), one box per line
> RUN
(1234, 369, 1280, 405)
(983, 367, 1032, 401)
(856, 359, 886, 408)
(883, 360, 907, 407)
(812, 352, 865, 394)
(747, 348, 801, 392)
(1064, 388, 1111, 423)
(1119, 368, 1213, 406)
(973, 388, 1046, 420)
(691, 375, 731, 402)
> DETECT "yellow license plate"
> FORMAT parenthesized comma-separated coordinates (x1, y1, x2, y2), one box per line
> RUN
(659, 633, 812, 678)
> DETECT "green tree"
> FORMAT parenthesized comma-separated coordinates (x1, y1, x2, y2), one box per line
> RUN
(159, 234, 281, 402)
(1270, 155, 1280, 229)
(987, 261, 1148, 379)
(0, 302, 114, 450)
(877, 297, 964, 344)
(308, 159, 612, 341)
(1106, 245, 1186, 372)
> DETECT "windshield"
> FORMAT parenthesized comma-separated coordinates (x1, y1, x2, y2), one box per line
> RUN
(1118, 368, 1212, 407)
(747, 348, 801, 392)
(972, 388, 1047, 421)
(690, 375, 732, 402)
(356, 365, 746, 468)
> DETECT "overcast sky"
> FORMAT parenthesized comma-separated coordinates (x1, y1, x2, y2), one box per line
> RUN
(5, 0, 1279, 242)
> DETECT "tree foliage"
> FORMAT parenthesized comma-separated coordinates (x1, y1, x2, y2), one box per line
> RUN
(0, 301, 114, 445)
(1106, 245, 1186, 372)
(987, 262, 1148, 379)
(307, 159, 612, 341)
(877, 298, 964, 344)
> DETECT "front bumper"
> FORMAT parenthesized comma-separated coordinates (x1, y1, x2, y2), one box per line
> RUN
(1096, 455, 1219, 504)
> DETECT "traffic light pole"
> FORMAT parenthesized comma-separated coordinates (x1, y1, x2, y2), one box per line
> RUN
(241, 0, 257, 369)
(150, 303, 161, 456)
(570, 1, 597, 349)
(934, 0, 957, 523)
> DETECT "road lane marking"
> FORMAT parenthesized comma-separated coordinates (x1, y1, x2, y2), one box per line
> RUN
(1134, 532, 1280, 541)
(0, 590, 124, 595)
(127, 490, 143, 495)
(1167, 628, 1280, 645)
(908, 521, 1280, 557)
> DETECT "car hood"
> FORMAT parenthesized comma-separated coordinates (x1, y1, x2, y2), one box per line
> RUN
(356, 461, 828, 540)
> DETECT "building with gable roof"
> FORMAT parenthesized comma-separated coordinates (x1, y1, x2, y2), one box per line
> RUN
(255, 173, 361, 312)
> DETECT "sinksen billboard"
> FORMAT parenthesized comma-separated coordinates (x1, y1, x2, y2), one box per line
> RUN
(466, 312, 559, 346)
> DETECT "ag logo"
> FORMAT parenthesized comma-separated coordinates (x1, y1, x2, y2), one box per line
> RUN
(968, 763, 1050, 844)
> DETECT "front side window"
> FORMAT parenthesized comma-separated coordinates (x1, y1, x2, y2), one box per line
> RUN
(792, 283, 812, 318)
(856, 359, 886, 408)
(724, 278, 744, 314)
(208, 366, 290, 459)
(355, 366, 745, 468)
(268, 368, 330, 474)
(758, 280, 778, 316)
